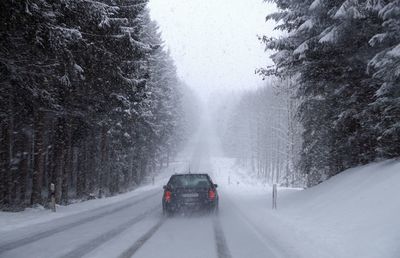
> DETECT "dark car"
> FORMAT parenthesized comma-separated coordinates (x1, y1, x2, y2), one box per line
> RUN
(162, 173, 219, 216)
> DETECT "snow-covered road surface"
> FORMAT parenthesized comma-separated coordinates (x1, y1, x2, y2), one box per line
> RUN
(0, 162, 281, 258)
(1, 157, 400, 258)
(0, 137, 295, 258)
(1, 121, 400, 258)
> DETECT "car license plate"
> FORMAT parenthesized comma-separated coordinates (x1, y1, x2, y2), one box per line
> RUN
(182, 193, 199, 198)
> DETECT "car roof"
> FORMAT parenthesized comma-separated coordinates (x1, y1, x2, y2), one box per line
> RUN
(171, 173, 209, 176)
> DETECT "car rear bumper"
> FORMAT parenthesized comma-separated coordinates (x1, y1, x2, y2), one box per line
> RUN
(164, 199, 217, 212)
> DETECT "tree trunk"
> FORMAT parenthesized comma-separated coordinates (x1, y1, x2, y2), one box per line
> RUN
(30, 110, 45, 206)
(13, 127, 30, 209)
(18, 135, 29, 206)
(76, 141, 87, 198)
(9, 95, 18, 208)
(99, 125, 108, 196)
(61, 122, 72, 204)
(0, 120, 11, 208)
(87, 130, 97, 195)
(166, 148, 170, 167)
(51, 118, 65, 203)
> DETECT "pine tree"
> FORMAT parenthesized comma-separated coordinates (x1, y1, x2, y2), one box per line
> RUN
(261, 0, 397, 186)
(0, 0, 192, 210)
(367, 0, 400, 158)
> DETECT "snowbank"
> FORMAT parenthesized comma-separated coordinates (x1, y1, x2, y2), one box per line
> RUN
(0, 161, 183, 233)
(279, 160, 400, 258)
(217, 158, 400, 258)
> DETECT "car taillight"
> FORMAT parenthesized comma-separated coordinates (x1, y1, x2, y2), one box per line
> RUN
(208, 190, 216, 200)
(164, 191, 171, 202)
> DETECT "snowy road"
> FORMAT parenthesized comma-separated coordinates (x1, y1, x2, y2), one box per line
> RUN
(0, 135, 293, 258)
(2, 156, 398, 258)
(2, 119, 397, 258)
(0, 119, 305, 258)
(0, 165, 282, 258)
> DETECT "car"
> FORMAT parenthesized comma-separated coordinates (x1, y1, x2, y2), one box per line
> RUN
(162, 173, 219, 216)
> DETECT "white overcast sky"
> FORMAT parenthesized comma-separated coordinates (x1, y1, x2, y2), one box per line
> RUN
(148, 0, 279, 100)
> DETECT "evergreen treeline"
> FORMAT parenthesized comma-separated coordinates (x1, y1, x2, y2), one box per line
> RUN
(260, 0, 400, 186)
(0, 0, 193, 210)
(215, 81, 303, 187)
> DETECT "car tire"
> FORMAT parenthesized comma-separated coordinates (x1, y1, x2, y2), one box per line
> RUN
(163, 206, 173, 217)
(162, 204, 167, 216)
(214, 203, 219, 215)
(209, 204, 218, 215)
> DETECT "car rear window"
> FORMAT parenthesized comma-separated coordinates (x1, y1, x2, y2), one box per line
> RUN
(168, 175, 211, 188)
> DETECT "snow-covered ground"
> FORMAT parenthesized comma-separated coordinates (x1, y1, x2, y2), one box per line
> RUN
(0, 161, 184, 233)
(212, 158, 400, 258)
(1, 139, 399, 258)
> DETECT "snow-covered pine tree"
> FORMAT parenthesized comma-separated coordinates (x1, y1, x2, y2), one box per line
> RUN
(262, 0, 387, 186)
(140, 9, 188, 170)
(367, 0, 400, 159)
(0, 0, 190, 210)
(0, 0, 73, 208)
(299, 0, 383, 185)
(261, 0, 335, 185)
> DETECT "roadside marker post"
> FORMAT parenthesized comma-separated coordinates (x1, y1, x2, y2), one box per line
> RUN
(50, 183, 56, 212)
(272, 184, 277, 210)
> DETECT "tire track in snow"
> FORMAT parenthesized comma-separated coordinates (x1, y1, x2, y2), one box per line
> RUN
(0, 190, 161, 254)
(59, 205, 160, 258)
(117, 218, 165, 258)
(213, 215, 232, 258)
(223, 195, 291, 258)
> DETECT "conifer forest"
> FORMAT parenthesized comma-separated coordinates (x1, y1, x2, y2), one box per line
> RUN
(0, 0, 198, 210)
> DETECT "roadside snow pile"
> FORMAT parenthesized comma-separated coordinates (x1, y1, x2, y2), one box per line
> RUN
(0, 184, 159, 233)
(0, 162, 182, 233)
(219, 158, 400, 258)
(278, 160, 400, 258)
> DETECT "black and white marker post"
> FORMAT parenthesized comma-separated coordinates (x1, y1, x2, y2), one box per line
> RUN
(50, 183, 56, 212)
(272, 184, 277, 210)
